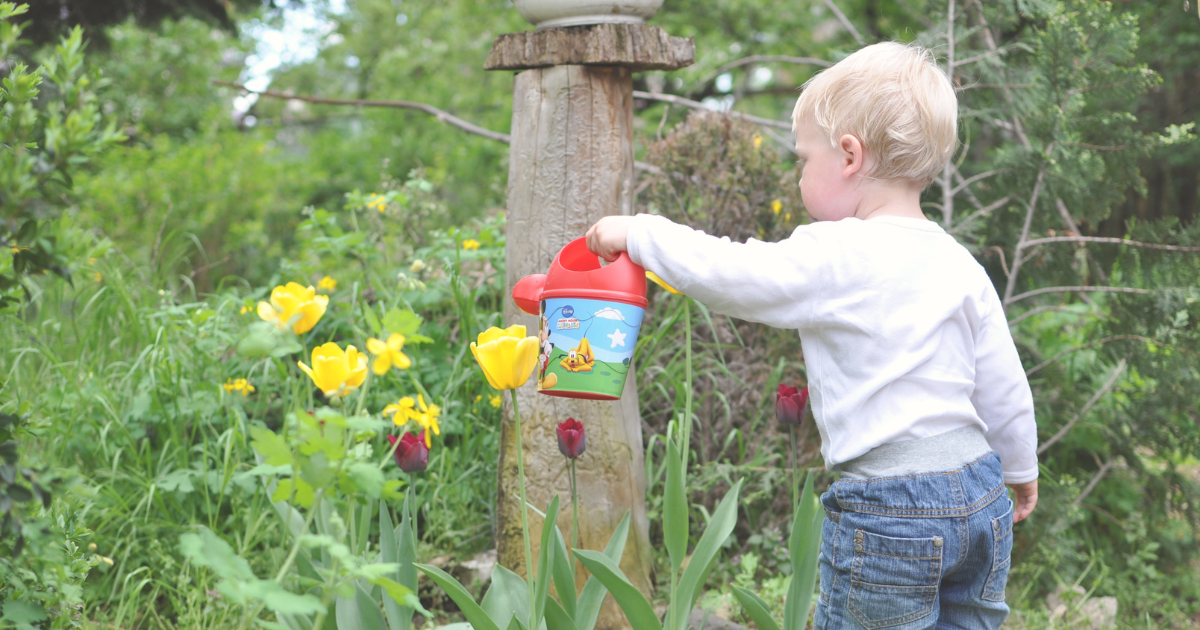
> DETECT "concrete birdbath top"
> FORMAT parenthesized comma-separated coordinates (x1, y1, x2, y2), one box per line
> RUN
(514, 0, 665, 28)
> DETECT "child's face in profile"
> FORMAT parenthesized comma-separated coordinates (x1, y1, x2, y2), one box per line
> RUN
(794, 116, 860, 222)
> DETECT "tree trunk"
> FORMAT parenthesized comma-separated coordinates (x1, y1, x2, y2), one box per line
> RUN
(498, 64, 653, 630)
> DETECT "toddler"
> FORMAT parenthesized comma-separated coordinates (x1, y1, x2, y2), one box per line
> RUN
(586, 42, 1038, 629)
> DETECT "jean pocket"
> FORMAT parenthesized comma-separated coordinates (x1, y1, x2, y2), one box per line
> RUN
(848, 529, 942, 629)
(983, 499, 1014, 602)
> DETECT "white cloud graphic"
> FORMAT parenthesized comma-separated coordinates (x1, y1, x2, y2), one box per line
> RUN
(593, 307, 627, 322)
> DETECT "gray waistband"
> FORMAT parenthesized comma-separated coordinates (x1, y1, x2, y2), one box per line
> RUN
(834, 425, 992, 480)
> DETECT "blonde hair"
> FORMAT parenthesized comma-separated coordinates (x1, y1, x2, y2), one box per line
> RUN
(792, 42, 958, 185)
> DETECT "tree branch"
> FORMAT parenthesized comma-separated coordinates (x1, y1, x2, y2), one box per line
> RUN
(1038, 358, 1126, 455)
(632, 90, 793, 130)
(824, 0, 866, 45)
(1074, 457, 1116, 506)
(214, 80, 660, 172)
(1025, 335, 1149, 377)
(1008, 285, 1153, 305)
(1002, 150, 1053, 309)
(1022, 235, 1200, 253)
(213, 80, 513, 143)
(1007, 304, 1097, 327)
(686, 55, 833, 96)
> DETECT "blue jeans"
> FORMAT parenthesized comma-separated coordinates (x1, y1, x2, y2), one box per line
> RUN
(814, 452, 1013, 630)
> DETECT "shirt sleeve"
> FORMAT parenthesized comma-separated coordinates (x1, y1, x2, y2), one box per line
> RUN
(625, 214, 827, 329)
(972, 283, 1040, 484)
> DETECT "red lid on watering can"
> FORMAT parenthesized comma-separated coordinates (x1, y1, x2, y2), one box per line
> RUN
(512, 237, 648, 315)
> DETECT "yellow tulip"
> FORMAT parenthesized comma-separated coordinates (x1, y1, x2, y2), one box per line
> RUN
(257, 282, 329, 334)
(470, 325, 539, 391)
(298, 342, 368, 398)
(367, 333, 412, 375)
(646, 271, 683, 295)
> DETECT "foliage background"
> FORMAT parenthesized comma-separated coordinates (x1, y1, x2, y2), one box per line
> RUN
(2, 0, 1199, 628)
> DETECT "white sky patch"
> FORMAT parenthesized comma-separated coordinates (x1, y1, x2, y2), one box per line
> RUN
(592, 308, 628, 322)
(233, 0, 346, 118)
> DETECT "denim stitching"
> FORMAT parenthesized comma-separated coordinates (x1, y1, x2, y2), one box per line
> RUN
(836, 482, 1005, 518)
(847, 530, 942, 629)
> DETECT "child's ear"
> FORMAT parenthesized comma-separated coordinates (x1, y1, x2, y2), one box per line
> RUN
(838, 134, 865, 178)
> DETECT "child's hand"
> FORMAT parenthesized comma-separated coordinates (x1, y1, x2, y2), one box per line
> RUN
(1008, 479, 1038, 523)
(585, 216, 635, 262)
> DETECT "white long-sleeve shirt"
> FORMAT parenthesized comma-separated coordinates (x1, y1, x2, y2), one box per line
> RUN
(627, 213, 1039, 484)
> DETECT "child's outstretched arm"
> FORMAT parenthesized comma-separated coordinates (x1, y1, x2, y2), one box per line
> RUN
(587, 214, 827, 329)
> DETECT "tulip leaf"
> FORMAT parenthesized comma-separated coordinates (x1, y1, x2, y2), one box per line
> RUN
(673, 479, 743, 630)
(574, 511, 629, 630)
(380, 506, 407, 630)
(482, 564, 529, 630)
(544, 597, 579, 630)
(732, 586, 780, 630)
(416, 563, 501, 630)
(551, 526, 576, 620)
(784, 472, 823, 630)
(363, 303, 383, 336)
(533, 496, 560, 630)
(572, 550, 660, 630)
(663, 437, 687, 572)
(336, 582, 388, 630)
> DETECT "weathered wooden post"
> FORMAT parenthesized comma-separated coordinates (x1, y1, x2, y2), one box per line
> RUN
(484, 6, 693, 628)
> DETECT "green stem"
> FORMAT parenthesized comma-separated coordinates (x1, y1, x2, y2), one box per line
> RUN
(570, 458, 579, 575)
(790, 426, 799, 513)
(353, 370, 373, 417)
(510, 389, 536, 630)
(239, 487, 326, 630)
(682, 298, 693, 469)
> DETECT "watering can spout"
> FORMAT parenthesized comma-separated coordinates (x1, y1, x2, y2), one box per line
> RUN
(512, 274, 546, 315)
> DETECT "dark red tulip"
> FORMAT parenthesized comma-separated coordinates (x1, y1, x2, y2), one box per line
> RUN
(557, 417, 587, 459)
(775, 385, 809, 426)
(388, 431, 429, 473)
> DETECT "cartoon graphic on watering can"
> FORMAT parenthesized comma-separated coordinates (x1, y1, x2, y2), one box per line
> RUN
(511, 237, 647, 400)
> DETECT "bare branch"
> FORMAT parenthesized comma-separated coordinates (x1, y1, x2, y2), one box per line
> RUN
(951, 169, 1002, 196)
(824, 0, 866, 45)
(1002, 150, 1053, 308)
(687, 55, 832, 96)
(1025, 335, 1153, 377)
(1074, 457, 1116, 506)
(1038, 358, 1126, 455)
(1009, 285, 1153, 305)
(213, 80, 512, 143)
(1023, 235, 1200, 253)
(632, 90, 792, 130)
(214, 79, 660, 173)
(951, 48, 1006, 68)
(950, 197, 1011, 234)
(1007, 304, 1097, 327)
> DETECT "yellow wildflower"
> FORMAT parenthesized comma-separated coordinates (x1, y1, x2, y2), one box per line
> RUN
(462, 239, 481, 251)
(223, 378, 255, 396)
(367, 194, 388, 212)
(318, 275, 338, 292)
(298, 342, 368, 398)
(257, 282, 329, 334)
(474, 395, 482, 402)
(771, 199, 782, 215)
(784, 212, 792, 222)
(409, 259, 426, 273)
(753, 135, 763, 149)
(470, 325, 539, 391)
(489, 394, 502, 409)
(93, 272, 103, 282)
(240, 305, 251, 314)
(383, 395, 441, 447)
(367, 333, 412, 375)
